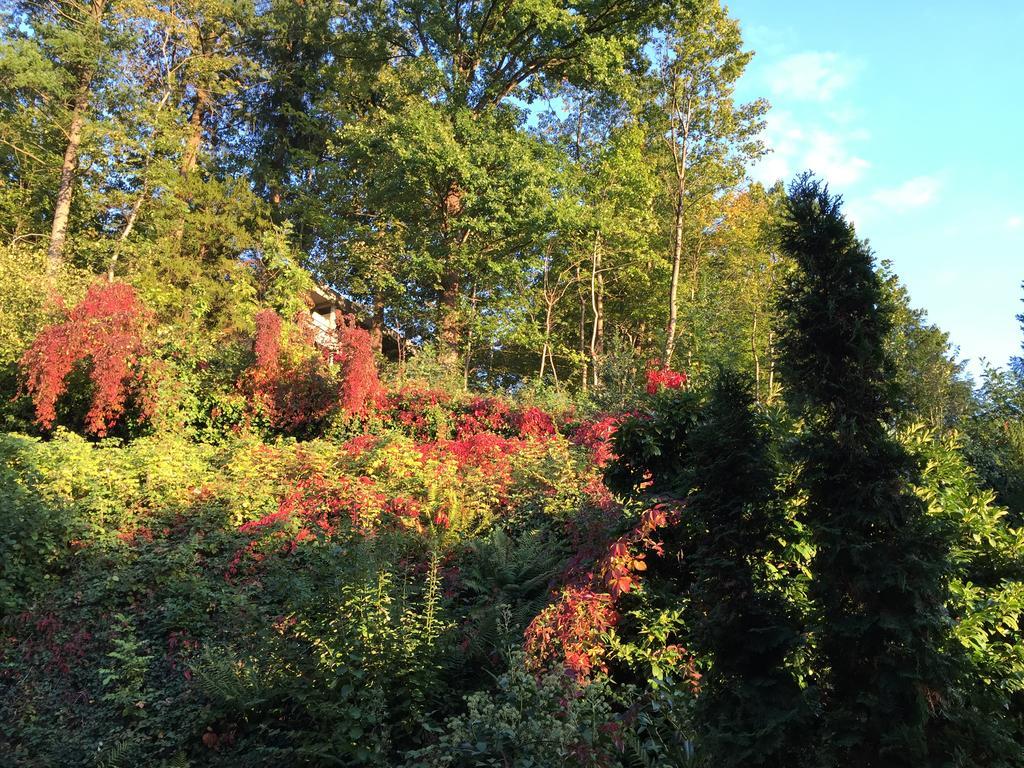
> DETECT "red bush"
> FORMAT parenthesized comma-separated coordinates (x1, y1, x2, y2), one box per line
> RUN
(525, 500, 685, 679)
(456, 396, 512, 437)
(524, 587, 619, 680)
(244, 310, 384, 432)
(253, 308, 282, 373)
(20, 282, 154, 436)
(511, 406, 557, 438)
(569, 414, 620, 467)
(245, 309, 338, 433)
(335, 316, 383, 417)
(645, 359, 688, 395)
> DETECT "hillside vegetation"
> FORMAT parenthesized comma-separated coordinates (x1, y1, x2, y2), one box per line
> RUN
(1, 0, 1023, 765)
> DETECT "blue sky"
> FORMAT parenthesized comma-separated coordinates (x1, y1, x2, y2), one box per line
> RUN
(727, 0, 1024, 375)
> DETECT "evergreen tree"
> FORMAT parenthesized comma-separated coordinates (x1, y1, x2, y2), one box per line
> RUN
(776, 174, 953, 766)
(685, 370, 807, 766)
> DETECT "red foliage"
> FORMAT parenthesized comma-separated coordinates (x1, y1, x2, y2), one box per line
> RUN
(525, 500, 685, 680)
(644, 359, 688, 395)
(253, 309, 282, 373)
(117, 525, 154, 546)
(244, 309, 339, 433)
(227, 472, 389, 581)
(569, 414, 620, 467)
(340, 433, 380, 458)
(524, 587, 619, 680)
(335, 316, 384, 417)
(166, 629, 200, 680)
(8, 612, 93, 676)
(511, 405, 557, 438)
(244, 310, 385, 432)
(598, 502, 682, 598)
(381, 387, 453, 439)
(456, 396, 511, 437)
(20, 281, 154, 436)
(264, 356, 339, 432)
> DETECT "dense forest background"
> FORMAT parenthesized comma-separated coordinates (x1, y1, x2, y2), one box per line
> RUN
(1, 0, 1023, 765)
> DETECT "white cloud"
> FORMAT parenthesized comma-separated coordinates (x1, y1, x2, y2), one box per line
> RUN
(764, 52, 862, 102)
(750, 110, 869, 188)
(1007, 215, 1023, 230)
(803, 130, 870, 187)
(870, 176, 942, 211)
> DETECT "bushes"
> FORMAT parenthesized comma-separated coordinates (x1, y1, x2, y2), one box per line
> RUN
(404, 652, 623, 768)
(20, 281, 155, 436)
(3, 267, 1023, 767)
(0, 395, 610, 765)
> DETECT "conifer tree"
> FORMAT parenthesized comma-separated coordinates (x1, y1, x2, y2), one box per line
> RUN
(776, 174, 952, 766)
(685, 370, 807, 766)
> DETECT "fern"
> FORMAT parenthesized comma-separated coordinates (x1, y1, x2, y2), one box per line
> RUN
(95, 739, 136, 768)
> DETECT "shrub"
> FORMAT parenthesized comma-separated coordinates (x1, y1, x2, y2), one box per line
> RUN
(19, 281, 155, 436)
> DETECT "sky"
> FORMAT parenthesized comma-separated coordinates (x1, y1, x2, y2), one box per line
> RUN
(726, 0, 1024, 376)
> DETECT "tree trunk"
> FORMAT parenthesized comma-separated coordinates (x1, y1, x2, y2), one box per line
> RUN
(107, 184, 146, 281)
(106, 88, 172, 281)
(170, 87, 210, 252)
(540, 296, 552, 381)
(438, 270, 462, 363)
(47, 83, 91, 274)
(589, 230, 602, 388)
(664, 178, 685, 366)
(576, 262, 587, 392)
(369, 300, 385, 356)
(461, 281, 478, 389)
(751, 311, 761, 402)
(47, 0, 107, 275)
(180, 89, 207, 176)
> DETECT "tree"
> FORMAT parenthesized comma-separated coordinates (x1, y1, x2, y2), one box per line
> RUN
(42, 0, 110, 274)
(965, 364, 1024, 524)
(0, 0, 114, 272)
(532, 84, 662, 389)
(679, 182, 788, 395)
(651, 0, 766, 366)
(320, 0, 674, 361)
(776, 175, 953, 766)
(685, 371, 808, 766)
(879, 262, 973, 430)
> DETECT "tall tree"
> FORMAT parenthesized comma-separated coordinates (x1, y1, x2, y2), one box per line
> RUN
(534, 84, 662, 389)
(1, 0, 114, 273)
(329, 0, 673, 360)
(42, 0, 109, 273)
(680, 182, 788, 394)
(651, 0, 765, 366)
(879, 262, 973, 430)
(776, 175, 952, 766)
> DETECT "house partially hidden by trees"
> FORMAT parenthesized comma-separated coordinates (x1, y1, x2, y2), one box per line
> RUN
(305, 284, 407, 362)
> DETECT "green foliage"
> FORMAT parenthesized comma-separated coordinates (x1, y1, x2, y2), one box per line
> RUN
(604, 387, 701, 497)
(776, 175, 955, 765)
(194, 547, 454, 763)
(964, 364, 1024, 523)
(98, 613, 155, 717)
(403, 652, 622, 768)
(880, 262, 973, 430)
(682, 371, 808, 766)
(906, 427, 1024, 764)
(1, 0, 1022, 764)
(0, 397, 606, 764)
